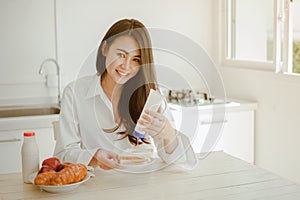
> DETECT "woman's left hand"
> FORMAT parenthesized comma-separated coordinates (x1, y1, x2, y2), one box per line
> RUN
(138, 110, 176, 142)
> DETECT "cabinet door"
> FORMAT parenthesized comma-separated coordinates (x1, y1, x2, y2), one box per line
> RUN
(0, 130, 22, 174)
(0, 0, 56, 99)
(170, 108, 226, 154)
(170, 107, 254, 163)
(219, 111, 254, 163)
(194, 114, 227, 154)
(0, 128, 55, 174)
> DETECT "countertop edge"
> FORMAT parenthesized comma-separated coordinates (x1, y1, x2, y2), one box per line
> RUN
(168, 99, 258, 113)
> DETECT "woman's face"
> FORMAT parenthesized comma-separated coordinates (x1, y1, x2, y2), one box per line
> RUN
(103, 35, 141, 85)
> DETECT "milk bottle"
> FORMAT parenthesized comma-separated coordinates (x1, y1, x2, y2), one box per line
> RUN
(21, 132, 39, 183)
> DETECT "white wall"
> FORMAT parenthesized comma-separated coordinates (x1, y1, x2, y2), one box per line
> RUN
(219, 67, 300, 184)
(56, 0, 215, 91)
(0, 0, 57, 105)
(216, 0, 300, 184)
(0, 0, 216, 104)
(0, 0, 56, 84)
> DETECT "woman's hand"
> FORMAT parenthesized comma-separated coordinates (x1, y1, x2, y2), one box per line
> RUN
(138, 110, 178, 153)
(89, 148, 122, 170)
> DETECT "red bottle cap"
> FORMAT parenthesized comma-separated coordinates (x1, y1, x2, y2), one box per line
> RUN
(24, 132, 35, 137)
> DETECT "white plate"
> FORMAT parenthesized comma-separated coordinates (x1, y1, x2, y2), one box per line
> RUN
(29, 171, 95, 193)
(116, 157, 168, 173)
(119, 156, 155, 168)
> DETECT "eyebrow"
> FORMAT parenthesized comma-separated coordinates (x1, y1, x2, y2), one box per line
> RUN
(116, 48, 141, 58)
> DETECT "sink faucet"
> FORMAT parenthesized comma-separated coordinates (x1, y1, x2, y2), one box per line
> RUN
(39, 58, 61, 108)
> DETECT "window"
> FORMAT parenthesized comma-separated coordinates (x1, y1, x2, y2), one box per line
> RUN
(226, 0, 274, 63)
(276, 0, 300, 74)
(291, 0, 300, 73)
(223, 0, 300, 75)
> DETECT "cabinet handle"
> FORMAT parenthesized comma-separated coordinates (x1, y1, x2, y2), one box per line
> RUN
(201, 120, 228, 125)
(0, 138, 21, 143)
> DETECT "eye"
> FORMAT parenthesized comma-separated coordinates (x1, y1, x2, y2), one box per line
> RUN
(117, 53, 125, 58)
(133, 58, 141, 63)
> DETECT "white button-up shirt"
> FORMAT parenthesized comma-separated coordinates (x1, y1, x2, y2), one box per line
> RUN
(54, 74, 197, 169)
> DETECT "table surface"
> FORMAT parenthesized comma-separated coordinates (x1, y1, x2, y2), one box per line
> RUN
(1, 151, 300, 200)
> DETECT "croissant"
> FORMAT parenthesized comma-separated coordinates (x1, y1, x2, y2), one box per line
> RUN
(34, 163, 87, 186)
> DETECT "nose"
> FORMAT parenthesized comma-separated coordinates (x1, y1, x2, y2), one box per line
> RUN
(122, 57, 131, 70)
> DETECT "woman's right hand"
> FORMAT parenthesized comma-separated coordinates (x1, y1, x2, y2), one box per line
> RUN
(89, 148, 122, 170)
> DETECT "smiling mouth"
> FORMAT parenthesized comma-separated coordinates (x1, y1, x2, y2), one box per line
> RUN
(116, 69, 129, 76)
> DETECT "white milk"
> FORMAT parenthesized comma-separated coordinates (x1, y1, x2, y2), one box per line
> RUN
(21, 132, 39, 183)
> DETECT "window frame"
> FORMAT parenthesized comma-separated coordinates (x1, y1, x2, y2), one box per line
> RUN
(220, 0, 297, 75)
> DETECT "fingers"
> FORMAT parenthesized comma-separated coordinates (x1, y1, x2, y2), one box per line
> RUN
(137, 110, 167, 137)
(138, 116, 164, 130)
(106, 150, 120, 164)
(140, 110, 165, 126)
(98, 157, 122, 170)
(137, 110, 177, 142)
(138, 116, 164, 133)
(95, 149, 122, 170)
(145, 110, 165, 121)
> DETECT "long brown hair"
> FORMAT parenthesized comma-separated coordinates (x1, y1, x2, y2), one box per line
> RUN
(96, 19, 157, 145)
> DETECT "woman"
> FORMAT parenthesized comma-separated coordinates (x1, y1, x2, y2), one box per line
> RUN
(54, 19, 197, 170)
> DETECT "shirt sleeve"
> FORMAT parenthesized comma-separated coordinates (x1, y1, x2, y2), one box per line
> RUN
(53, 83, 98, 166)
(153, 105, 198, 170)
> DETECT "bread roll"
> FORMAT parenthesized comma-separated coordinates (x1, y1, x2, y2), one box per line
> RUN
(34, 163, 87, 186)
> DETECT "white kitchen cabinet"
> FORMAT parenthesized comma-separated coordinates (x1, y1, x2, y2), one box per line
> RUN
(0, 127, 56, 174)
(0, 0, 56, 101)
(0, 130, 22, 174)
(169, 102, 256, 164)
(219, 111, 254, 164)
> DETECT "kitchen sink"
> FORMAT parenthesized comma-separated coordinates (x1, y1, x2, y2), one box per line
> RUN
(0, 105, 60, 118)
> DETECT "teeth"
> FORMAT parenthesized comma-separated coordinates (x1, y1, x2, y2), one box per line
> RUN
(117, 70, 129, 76)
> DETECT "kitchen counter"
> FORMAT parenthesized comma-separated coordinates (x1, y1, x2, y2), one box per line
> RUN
(168, 98, 258, 114)
(1, 151, 300, 200)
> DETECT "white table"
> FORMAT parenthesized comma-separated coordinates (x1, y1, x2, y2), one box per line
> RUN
(1, 151, 300, 200)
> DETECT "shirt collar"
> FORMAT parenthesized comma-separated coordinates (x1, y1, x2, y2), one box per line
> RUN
(85, 73, 113, 111)
(85, 73, 101, 99)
